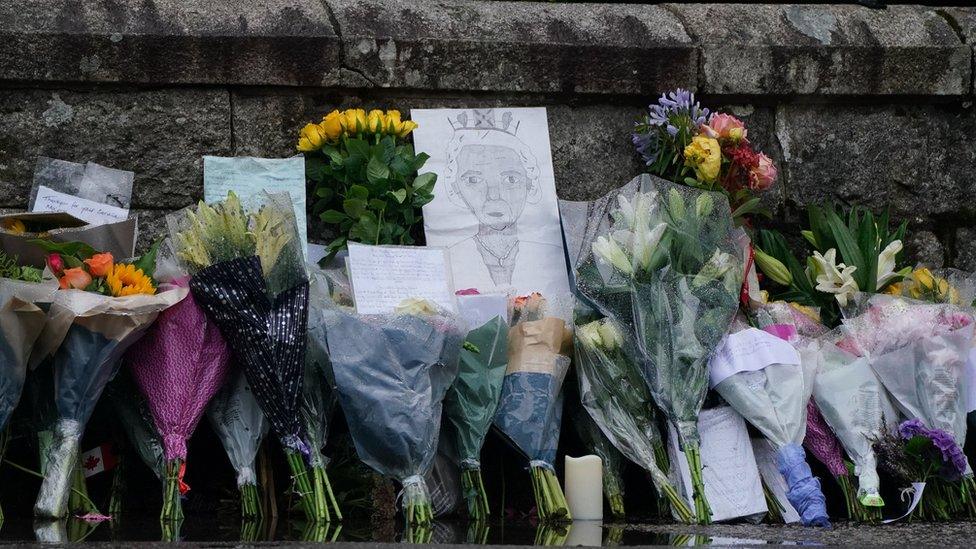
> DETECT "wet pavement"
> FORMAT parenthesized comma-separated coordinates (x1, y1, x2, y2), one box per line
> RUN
(2, 518, 976, 546)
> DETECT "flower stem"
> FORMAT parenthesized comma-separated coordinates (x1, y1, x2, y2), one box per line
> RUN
(461, 467, 490, 520)
(685, 444, 711, 524)
(284, 450, 316, 521)
(161, 458, 184, 522)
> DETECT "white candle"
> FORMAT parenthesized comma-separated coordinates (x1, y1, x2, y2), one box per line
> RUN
(565, 454, 603, 520)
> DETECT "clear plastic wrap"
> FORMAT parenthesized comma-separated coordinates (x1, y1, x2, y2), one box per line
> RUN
(303, 267, 342, 521)
(207, 370, 269, 518)
(323, 300, 463, 525)
(443, 293, 509, 519)
(574, 315, 690, 522)
(810, 330, 897, 507)
(574, 174, 742, 523)
(711, 314, 828, 526)
(106, 375, 165, 480)
(32, 285, 186, 518)
(843, 294, 973, 456)
(493, 294, 572, 522)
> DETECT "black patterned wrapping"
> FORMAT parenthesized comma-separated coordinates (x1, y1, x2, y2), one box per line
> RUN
(190, 256, 310, 451)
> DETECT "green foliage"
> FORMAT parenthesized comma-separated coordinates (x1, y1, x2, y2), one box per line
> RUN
(307, 133, 435, 260)
(0, 250, 43, 282)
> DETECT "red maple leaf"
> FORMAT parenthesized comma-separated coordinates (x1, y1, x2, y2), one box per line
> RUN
(83, 455, 101, 471)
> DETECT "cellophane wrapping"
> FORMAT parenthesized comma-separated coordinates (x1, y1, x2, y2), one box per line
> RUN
(207, 370, 269, 488)
(0, 278, 56, 430)
(32, 285, 186, 518)
(323, 299, 463, 522)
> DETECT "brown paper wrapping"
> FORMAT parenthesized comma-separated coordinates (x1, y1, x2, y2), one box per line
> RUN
(0, 212, 137, 268)
(507, 317, 570, 375)
(0, 278, 58, 372)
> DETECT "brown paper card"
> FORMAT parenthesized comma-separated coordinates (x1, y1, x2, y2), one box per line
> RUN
(507, 317, 567, 375)
(0, 212, 137, 268)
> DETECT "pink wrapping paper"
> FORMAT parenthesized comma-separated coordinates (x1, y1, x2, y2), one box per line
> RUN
(803, 399, 849, 478)
(125, 277, 231, 460)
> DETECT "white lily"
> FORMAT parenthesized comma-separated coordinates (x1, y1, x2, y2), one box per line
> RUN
(875, 239, 903, 288)
(811, 249, 859, 306)
(577, 320, 604, 350)
(596, 320, 624, 352)
(692, 249, 736, 288)
(593, 235, 634, 276)
(395, 298, 439, 316)
(611, 194, 637, 228)
(632, 222, 668, 272)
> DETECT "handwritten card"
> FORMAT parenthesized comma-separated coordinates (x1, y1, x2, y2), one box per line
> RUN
(669, 406, 766, 522)
(709, 327, 801, 388)
(32, 185, 129, 225)
(203, 156, 308, 258)
(347, 243, 455, 315)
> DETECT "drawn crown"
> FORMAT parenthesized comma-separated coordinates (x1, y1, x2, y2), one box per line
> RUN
(451, 109, 519, 135)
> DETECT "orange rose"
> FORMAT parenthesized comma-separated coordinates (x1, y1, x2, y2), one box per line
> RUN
(84, 252, 114, 277)
(59, 267, 92, 290)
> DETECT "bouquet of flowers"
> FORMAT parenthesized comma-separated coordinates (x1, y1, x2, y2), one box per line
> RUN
(298, 108, 433, 260)
(804, 400, 866, 520)
(31, 241, 186, 518)
(578, 175, 742, 523)
(808, 327, 898, 518)
(169, 191, 320, 521)
(874, 419, 970, 520)
(443, 291, 509, 520)
(753, 205, 907, 327)
(324, 296, 463, 526)
(207, 371, 269, 519)
(632, 89, 777, 220)
(573, 408, 627, 519)
(0, 252, 54, 520)
(574, 316, 691, 522)
(710, 312, 829, 526)
(123, 254, 231, 521)
(303, 268, 344, 522)
(843, 293, 976, 515)
(493, 293, 572, 523)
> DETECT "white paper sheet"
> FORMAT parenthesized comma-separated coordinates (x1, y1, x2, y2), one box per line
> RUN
(347, 243, 455, 315)
(709, 327, 801, 388)
(32, 185, 130, 226)
(203, 155, 308, 258)
(668, 406, 767, 522)
(750, 438, 801, 524)
(411, 107, 571, 298)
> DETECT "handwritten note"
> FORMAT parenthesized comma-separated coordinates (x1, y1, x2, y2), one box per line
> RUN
(709, 327, 801, 388)
(669, 406, 766, 522)
(203, 156, 308, 258)
(347, 243, 455, 315)
(32, 185, 129, 225)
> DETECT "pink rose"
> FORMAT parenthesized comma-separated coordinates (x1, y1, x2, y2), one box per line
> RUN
(701, 113, 747, 143)
(47, 253, 64, 277)
(455, 288, 481, 295)
(748, 152, 777, 190)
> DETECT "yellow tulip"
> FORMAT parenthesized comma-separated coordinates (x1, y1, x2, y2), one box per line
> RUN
(398, 120, 418, 138)
(683, 135, 722, 184)
(320, 110, 344, 142)
(296, 123, 327, 152)
(2, 218, 26, 234)
(366, 109, 385, 134)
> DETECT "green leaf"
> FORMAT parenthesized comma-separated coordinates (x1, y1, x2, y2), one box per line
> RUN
(377, 136, 396, 164)
(825, 208, 868, 290)
(412, 152, 430, 171)
(730, 197, 762, 219)
(800, 230, 818, 249)
(315, 186, 334, 201)
(347, 184, 369, 200)
(320, 209, 347, 224)
(322, 145, 344, 165)
(369, 198, 388, 211)
(27, 239, 98, 260)
(412, 172, 436, 190)
(391, 189, 407, 204)
(343, 199, 366, 219)
(305, 155, 330, 181)
(345, 138, 370, 160)
(366, 155, 391, 183)
(132, 239, 162, 277)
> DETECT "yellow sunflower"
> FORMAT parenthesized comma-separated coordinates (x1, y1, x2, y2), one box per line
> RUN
(107, 263, 156, 297)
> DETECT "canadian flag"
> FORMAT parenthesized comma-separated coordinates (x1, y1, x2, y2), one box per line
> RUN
(81, 444, 119, 478)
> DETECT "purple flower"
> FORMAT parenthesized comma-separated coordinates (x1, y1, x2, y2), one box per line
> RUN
(898, 418, 926, 440)
(633, 88, 711, 167)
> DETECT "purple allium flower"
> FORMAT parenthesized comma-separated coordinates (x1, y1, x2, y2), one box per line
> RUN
(633, 88, 711, 167)
(645, 89, 710, 129)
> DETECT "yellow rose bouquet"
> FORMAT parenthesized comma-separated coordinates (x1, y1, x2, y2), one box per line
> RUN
(297, 109, 435, 262)
(633, 89, 778, 221)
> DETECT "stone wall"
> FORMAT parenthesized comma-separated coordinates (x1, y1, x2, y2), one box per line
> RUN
(2, 0, 975, 266)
